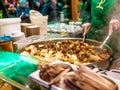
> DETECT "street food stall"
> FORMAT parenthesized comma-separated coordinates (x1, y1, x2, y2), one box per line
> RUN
(0, 1, 120, 89)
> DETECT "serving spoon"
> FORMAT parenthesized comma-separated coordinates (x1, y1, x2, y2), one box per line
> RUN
(99, 24, 113, 48)
(94, 27, 113, 55)
(82, 35, 86, 42)
(99, 35, 110, 48)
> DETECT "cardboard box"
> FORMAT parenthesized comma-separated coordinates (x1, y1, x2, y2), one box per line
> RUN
(21, 23, 32, 37)
(26, 25, 40, 37)
(0, 41, 14, 52)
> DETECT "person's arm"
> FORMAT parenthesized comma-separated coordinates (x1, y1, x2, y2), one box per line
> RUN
(81, 0, 91, 24)
(41, 3, 50, 15)
(16, 0, 19, 6)
(16, 7, 21, 17)
(3, 0, 9, 5)
(110, 0, 120, 21)
(81, 0, 91, 36)
(25, 6, 30, 16)
(0, 0, 8, 18)
(108, 0, 120, 36)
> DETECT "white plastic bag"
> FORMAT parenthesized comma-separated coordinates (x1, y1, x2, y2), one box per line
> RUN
(30, 10, 48, 35)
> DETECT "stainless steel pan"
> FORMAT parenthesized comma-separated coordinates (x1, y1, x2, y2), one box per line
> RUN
(18, 38, 112, 69)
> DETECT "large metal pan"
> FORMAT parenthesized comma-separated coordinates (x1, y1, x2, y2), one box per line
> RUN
(18, 38, 112, 69)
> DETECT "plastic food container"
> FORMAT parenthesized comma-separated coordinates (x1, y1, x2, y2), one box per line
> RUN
(0, 18, 21, 36)
(14, 35, 49, 50)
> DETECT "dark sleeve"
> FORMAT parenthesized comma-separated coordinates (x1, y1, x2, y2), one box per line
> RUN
(41, 3, 50, 15)
(33, 0, 40, 3)
(16, 7, 21, 17)
(26, 7, 30, 15)
(57, 2, 63, 11)
(0, 0, 8, 18)
(81, 0, 91, 24)
(28, 0, 34, 9)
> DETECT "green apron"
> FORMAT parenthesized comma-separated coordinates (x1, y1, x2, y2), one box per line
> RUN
(87, 0, 117, 41)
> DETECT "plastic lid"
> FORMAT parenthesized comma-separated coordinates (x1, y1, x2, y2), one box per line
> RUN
(27, 25, 40, 28)
(21, 23, 32, 26)
(0, 18, 21, 26)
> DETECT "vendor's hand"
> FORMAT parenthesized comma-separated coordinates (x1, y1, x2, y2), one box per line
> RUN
(108, 19, 120, 36)
(82, 23, 91, 36)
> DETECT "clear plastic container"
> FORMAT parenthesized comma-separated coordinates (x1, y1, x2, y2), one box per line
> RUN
(14, 35, 49, 50)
